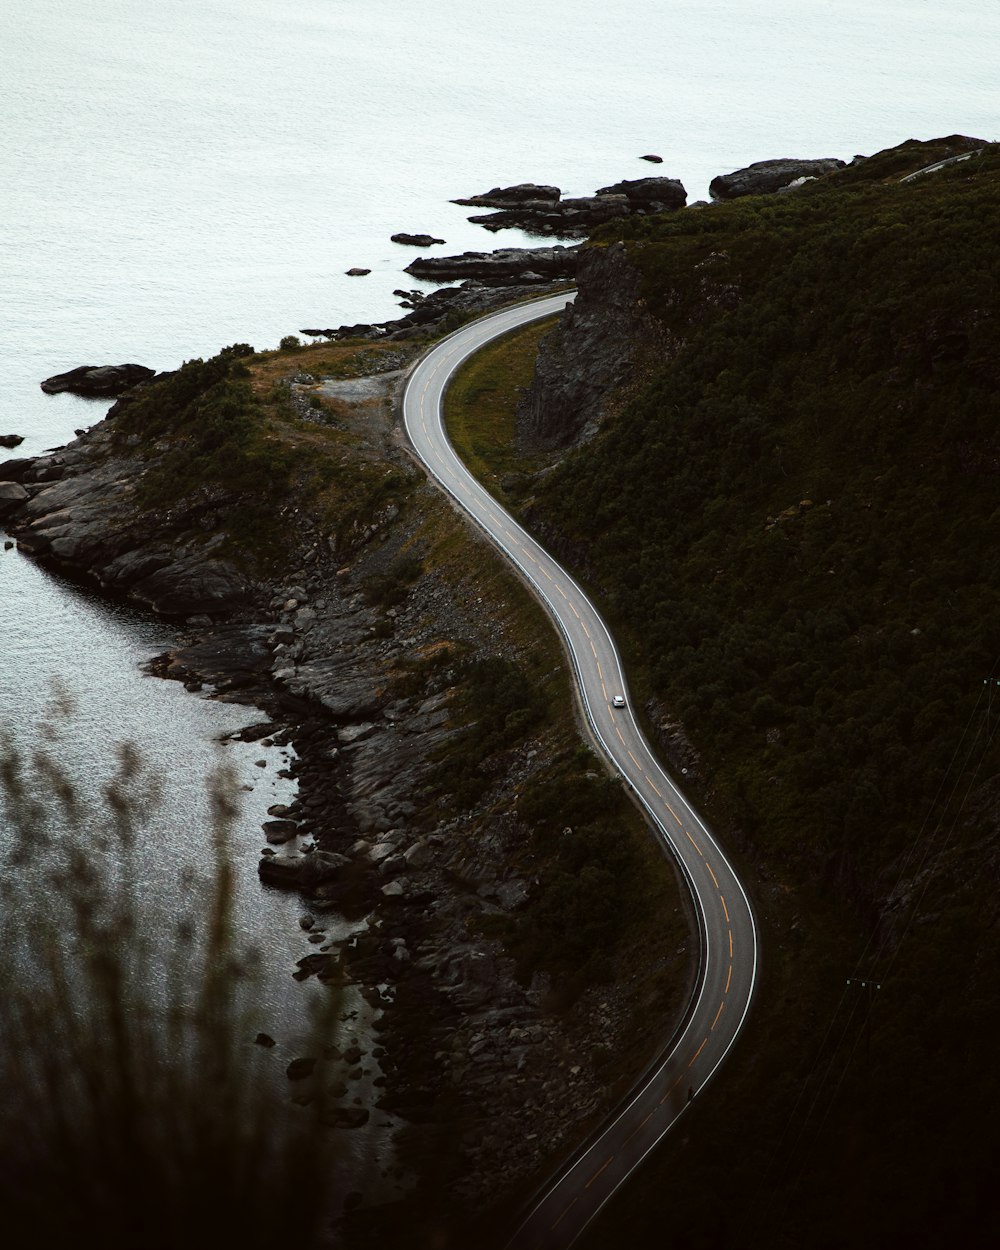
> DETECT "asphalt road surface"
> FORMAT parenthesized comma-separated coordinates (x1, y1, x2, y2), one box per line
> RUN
(402, 293, 759, 1248)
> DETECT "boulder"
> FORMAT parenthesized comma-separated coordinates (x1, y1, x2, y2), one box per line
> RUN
(40, 364, 156, 396)
(640, 154, 663, 163)
(595, 176, 687, 208)
(0, 457, 35, 483)
(257, 856, 305, 887)
(286, 1056, 317, 1080)
(0, 434, 24, 449)
(262, 818, 299, 844)
(709, 157, 846, 201)
(345, 267, 371, 277)
(0, 482, 29, 518)
(391, 233, 446, 247)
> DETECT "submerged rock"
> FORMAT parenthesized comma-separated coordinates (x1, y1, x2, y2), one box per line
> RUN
(391, 232, 445, 247)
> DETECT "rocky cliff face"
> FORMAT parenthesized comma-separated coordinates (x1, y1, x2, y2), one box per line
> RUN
(515, 241, 677, 449)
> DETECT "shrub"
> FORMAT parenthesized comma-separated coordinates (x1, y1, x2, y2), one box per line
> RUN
(0, 731, 340, 1249)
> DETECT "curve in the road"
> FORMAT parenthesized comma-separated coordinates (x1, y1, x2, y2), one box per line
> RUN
(402, 292, 759, 1249)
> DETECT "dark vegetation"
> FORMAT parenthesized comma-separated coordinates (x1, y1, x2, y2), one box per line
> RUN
(519, 140, 1000, 1247)
(0, 720, 339, 1249)
(111, 346, 309, 561)
(109, 342, 415, 570)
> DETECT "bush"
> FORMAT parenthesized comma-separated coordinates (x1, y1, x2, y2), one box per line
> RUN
(279, 335, 302, 352)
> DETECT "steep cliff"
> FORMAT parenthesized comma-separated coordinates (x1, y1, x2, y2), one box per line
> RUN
(514, 242, 671, 448)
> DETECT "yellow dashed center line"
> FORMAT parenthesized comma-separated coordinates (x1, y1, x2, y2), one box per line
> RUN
(720, 894, 730, 923)
(590, 640, 597, 657)
(616, 727, 626, 745)
(627, 750, 642, 771)
(624, 1111, 654, 1144)
(688, 1037, 709, 1068)
(725, 963, 732, 995)
(597, 662, 603, 679)
(650, 781, 662, 797)
(582, 622, 590, 638)
(557, 585, 568, 599)
(585, 1156, 615, 1189)
(570, 603, 580, 619)
(728, 928, 733, 958)
(684, 829, 704, 857)
(665, 801, 680, 824)
(706, 863, 719, 889)
(601, 681, 608, 698)
(711, 999, 726, 1031)
(660, 1077, 683, 1106)
(552, 1198, 577, 1230)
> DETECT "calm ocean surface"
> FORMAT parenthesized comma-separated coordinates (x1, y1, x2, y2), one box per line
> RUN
(1, 0, 997, 1200)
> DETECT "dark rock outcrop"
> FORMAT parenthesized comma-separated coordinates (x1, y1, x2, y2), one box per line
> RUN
(456, 176, 687, 239)
(345, 267, 371, 277)
(640, 154, 663, 163)
(0, 434, 24, 449)
(516, 242, 670, 448)
(595, 175, 687, 209)
(452, 183, 561, 208)
(40, 364, 156, 396)
(404, 246, 579, 284)
(467, 195, 633, 237)
(5, 430, 249, 615)
(390, 233, 445, 247)
(709, 157, 846, 200)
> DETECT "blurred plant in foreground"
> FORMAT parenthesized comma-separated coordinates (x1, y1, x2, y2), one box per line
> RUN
(0, 720, 340, 1249)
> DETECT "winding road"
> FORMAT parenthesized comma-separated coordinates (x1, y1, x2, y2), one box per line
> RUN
(402, 293, 759, 1248)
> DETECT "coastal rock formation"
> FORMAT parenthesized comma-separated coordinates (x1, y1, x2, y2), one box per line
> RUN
(40, 363, 156, 396)
(595, 175, 687, 209)
(404, 245, 580, 284)
(452, 176, 687, 238)
(0, 434, 24, 449)
(708, 156, 846, 200)
(7, 431, 249, 615)
(452, 183, 561, 208)
(298, 277, 572, 343)
(467, 194, 632, 236)
(345, 267, 371, 277)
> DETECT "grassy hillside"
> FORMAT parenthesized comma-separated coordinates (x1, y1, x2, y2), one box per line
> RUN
(516, 142, 1000, 1247)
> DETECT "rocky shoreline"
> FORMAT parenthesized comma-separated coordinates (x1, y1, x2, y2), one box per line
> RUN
(1, 331, 687, 1240)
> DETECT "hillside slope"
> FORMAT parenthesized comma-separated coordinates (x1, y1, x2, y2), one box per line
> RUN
(516, 138, 1000, 1247)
